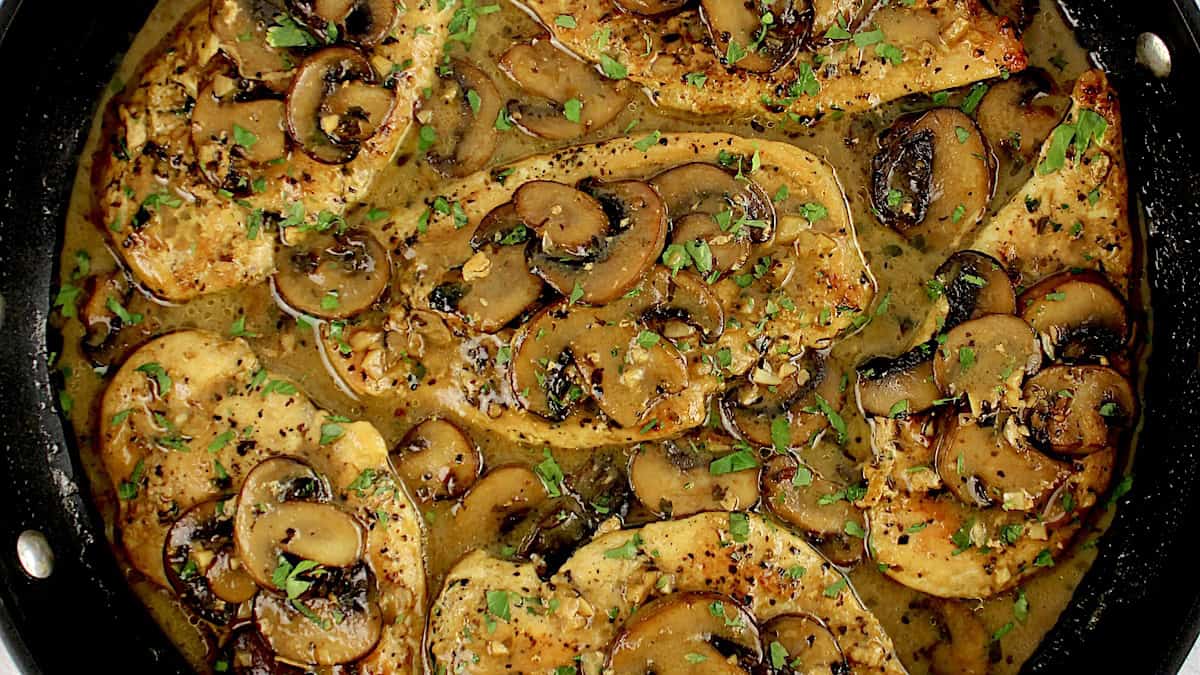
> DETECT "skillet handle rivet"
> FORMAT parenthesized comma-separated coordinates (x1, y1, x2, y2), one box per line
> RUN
(16, 530, 54, 579)
(1136, 32, 1172, 78)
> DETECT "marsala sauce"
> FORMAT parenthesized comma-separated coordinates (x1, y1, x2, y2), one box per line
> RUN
(51, 0, 1143, 672)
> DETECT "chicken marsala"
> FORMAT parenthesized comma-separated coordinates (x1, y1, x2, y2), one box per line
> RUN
(50, 0, 1140, 673)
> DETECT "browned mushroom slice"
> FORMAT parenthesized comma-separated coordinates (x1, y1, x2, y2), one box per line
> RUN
(607, 592, 764, 672)
(287, 47, 394, 164)
(390, 418, 482, 501)
(510, 304, 584, 420)
(976, 69, 1069, 168)
(431, 204, 543, 332)
(761, 614, 848, 674)
(642, 270, 725, 341)
(289, 0, 398, 45)
(933, 314, 1042, 414)
(514, 181, 609, 259)
(509, 454, 633, 574)
(651, 163, 776, 244)
(79, 271, 136, 360)
(722, 353, 844, 448)
(500, 40, 630, 140)
(699, 0, 809, 73)
(934, 414, 1068, 510)
(163, 497, 258, 625)
(570, 322, 689, 428)
(191, 72, 287, 193)
(934, 250, 1016, 329)
(528, 179, 668, 305)
(613, 0, 690, 16)
(453, 465, 551, 553)
(872, 109, 994, 252)
(416, 59, 501, 177)
(210, 0, 294, 83)
(856, 345, 942, 418)
(238, 501, 366, 588)
(761, 454, 862, 541)
(1019, 271, 1129, 361)
(669, 213, 751, 277)
(216, 625, 297, 675)
(233, 457, 365, 588)
(1024, 365, 1136, 455)
(629, 440, 760, 517)
(273, 228, 390, 319)
(254, 562, 382, 665)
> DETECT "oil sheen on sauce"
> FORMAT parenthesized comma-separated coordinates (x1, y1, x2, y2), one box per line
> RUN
(50, 0, 1129, 672)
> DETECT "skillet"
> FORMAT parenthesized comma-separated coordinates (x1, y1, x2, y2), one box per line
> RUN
(0, 0, 1199, 672)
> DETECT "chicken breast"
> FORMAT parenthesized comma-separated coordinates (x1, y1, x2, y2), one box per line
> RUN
(520, 0, 1026, 119)
(899, 69, 1129, 349)
(428, 512, 905, 674)
(91, 4, 450, 301)
(323, 133, 874, 449)
(972, 70, 1132, 290)
(98, 330, 425, 671)
(863, 417, 1114, 598)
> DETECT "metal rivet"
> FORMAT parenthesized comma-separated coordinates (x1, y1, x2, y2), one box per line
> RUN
(16, 530, 54, 579)
(1136, 32, 1172, 78)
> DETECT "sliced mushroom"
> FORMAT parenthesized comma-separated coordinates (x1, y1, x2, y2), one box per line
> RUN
(722, 353, 844, 448)
(607, 592, 764, 672)
(430, 205, 544, 332)
(761, 454, 861, 540)
(642, 270, 725, 341)
(976, 69, 1069, 168)
(514, 181, 609, 259)
(933, 314, 1042, 414)
(699, 0, 809, 73)
(391, 419, 482, 501)
(287, 47, 395, 164)
(192, 70, 288, 193)
(1019, 271, 1129, 361)
(273, 228, 390, 319)
(416, 59, 501, 177)
(669, 213, 751, 277)
(80, 271, 136, 360)
(454, 465, 551, 545)
(501, 40, 630, 140)
(872, 109, 994, 252)
(509, 304, 584, 421)
(239, 501, 366, 588)
(934, 414, 1068, 510)
(216, 625, 299, 675)
(570, 322, 689, 428)
(254, 562, 382, 665)
(651, 163, 776, 244)
(514, 455, 632, 574)
(163, 497, 258, 625)
(1024, 365, 1135, 455)
(527, 179, 668, 305)
(856, 344, 941, 417)
(233, 457, 365, 588)
(629, 440, 760, 518)
(934, 250, 1016, 330)
(289, 0, 398, 45)
(210, 0, 294, 83)
(613, 0, 690, 16)
(760, 614, 847, 674)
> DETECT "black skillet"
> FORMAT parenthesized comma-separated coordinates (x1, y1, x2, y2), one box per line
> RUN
(2, 0, 1199, 672)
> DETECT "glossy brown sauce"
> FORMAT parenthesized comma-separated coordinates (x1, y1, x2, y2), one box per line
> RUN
(51, 0, 1138, 672)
